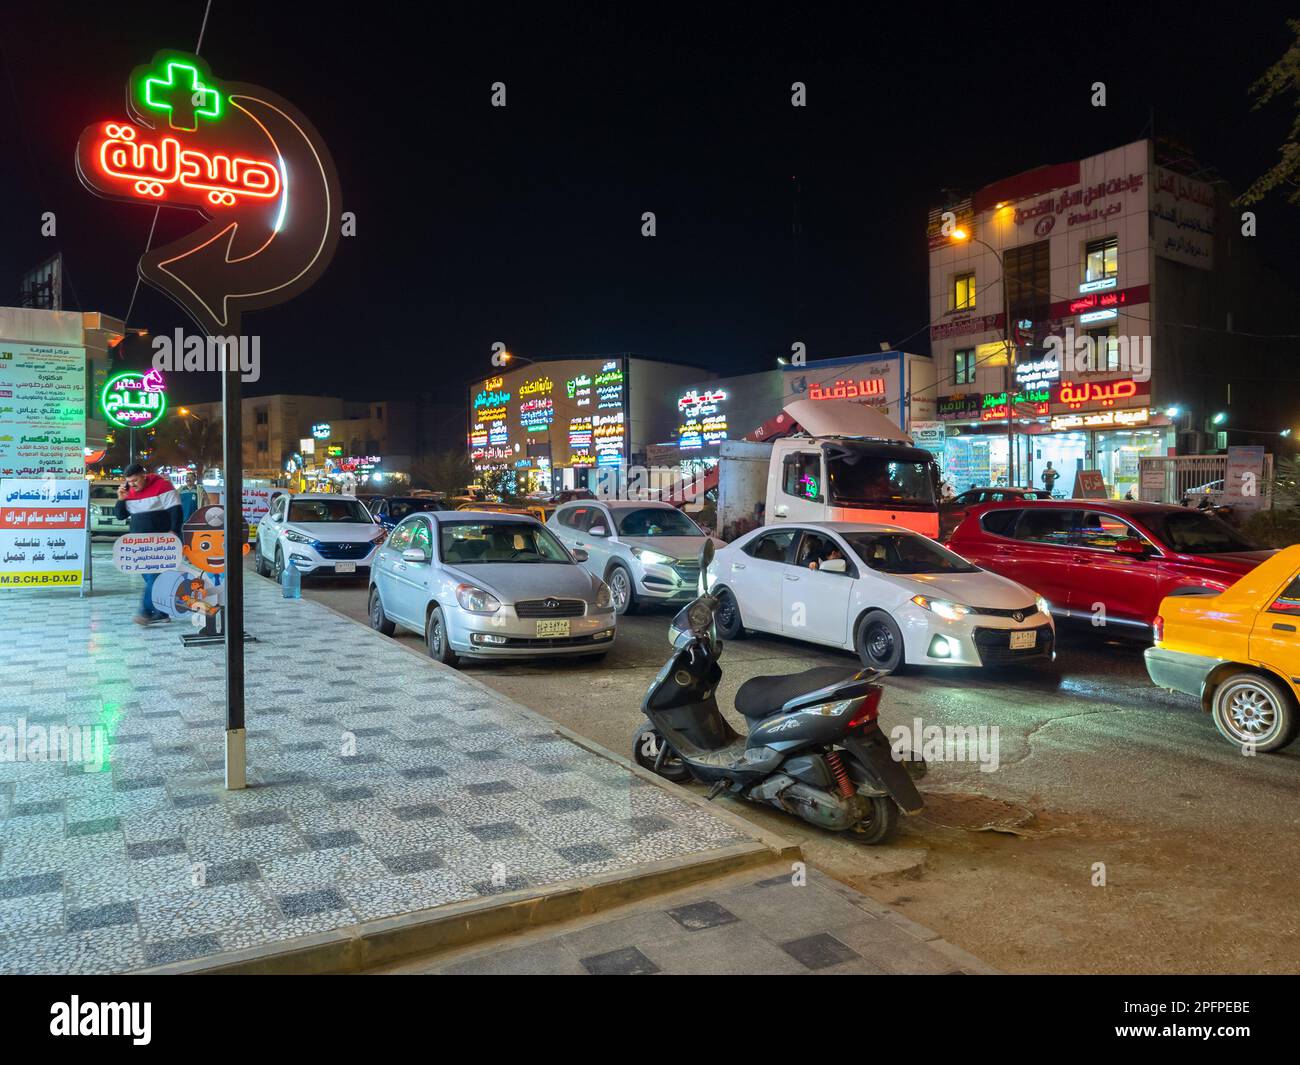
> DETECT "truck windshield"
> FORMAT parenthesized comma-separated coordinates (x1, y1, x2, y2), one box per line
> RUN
(824, 447, 937, 509)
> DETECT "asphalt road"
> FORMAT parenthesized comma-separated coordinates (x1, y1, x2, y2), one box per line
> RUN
(280, 563, 1300, 974)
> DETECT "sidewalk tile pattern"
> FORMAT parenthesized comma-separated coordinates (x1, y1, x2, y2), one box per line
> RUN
(0, 551, 748, 973)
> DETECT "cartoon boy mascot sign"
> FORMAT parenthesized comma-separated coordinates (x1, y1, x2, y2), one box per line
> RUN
(153, 504, 249, 639)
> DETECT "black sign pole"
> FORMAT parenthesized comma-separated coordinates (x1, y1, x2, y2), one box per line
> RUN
(223, 323, 246, 789)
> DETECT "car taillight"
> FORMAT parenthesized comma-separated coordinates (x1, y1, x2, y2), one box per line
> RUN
(847, 687, 883, 729)
(1153, 615, 1163, 642)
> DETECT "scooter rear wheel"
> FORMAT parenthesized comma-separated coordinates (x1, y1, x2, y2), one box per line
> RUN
(633, 725, 692, 783)
(851, 796, 899, 845)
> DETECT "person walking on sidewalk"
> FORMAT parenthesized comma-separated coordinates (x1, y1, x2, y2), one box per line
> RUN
(116, 463, 184, 625)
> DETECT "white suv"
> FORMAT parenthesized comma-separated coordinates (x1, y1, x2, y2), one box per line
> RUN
(547, 499, 717, 615)
(255, 493, 386, 579)
(89, 480, 129, 537)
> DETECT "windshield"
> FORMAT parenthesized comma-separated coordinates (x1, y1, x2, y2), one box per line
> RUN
(614, 508, 703, 537)
(288, 499, 371, 523)
(388, 499, 442, 522)
(825, 448, 937, 509)
(1142, 511, 1260, 554)
(842, 532, 979, 574)
(440, 521, 572, 564)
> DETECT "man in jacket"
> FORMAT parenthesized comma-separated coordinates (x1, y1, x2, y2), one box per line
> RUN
(115, 463, 184, 625)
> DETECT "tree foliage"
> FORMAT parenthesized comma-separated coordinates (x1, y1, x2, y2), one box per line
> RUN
(1239, 19, 1300, 206)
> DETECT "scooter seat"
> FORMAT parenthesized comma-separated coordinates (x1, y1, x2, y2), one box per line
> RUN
(734, 666, 861, 722)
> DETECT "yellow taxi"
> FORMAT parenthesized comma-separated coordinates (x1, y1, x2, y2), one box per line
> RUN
(1145, 545, 1300, 752)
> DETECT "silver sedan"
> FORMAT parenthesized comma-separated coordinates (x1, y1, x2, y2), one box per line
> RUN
(367, 510, 616, 666)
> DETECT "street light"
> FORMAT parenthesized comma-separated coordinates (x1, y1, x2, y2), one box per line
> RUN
(951, 226, 1018, 485)
(1213, 412, 1227, 425)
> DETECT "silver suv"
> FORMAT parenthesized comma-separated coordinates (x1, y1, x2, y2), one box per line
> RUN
(89, 480, 128, 537)
(548, 499, 714, 615)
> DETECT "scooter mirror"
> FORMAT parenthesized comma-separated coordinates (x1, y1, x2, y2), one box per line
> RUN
(698, 540, 715, 595)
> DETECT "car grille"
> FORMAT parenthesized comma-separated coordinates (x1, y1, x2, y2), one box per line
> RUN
(970, 604, 1039, 620)
(671, 562, 700, 585)
(491, 633, 606, 648)
(315, 541, 373, 560)
(972, 624, 1053, 664)
(515, 598, 586, 618)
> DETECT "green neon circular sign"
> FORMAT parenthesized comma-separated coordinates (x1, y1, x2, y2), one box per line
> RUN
(101, 369, 168, 429)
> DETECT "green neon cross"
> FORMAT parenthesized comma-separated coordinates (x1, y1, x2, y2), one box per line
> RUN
(141, 61, 221, 131)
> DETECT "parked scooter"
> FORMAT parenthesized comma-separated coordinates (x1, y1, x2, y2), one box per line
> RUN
(633, 542, 924, 844)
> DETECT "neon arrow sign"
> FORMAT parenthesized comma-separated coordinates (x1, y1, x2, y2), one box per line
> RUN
(76, 49, 341, 335)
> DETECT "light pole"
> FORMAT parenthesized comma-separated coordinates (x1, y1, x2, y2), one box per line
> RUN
(952, 228, 1018, 486)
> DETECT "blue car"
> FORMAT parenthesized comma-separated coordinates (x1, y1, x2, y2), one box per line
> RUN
(370, 495, 448, 530)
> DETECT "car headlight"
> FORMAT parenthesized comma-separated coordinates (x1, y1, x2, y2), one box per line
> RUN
(631, 547, 674, 566)
(456, 583, 501, 614)
(595, 582, 612, 609)
(370, 528, 387, 544)
(1035, 595, 1050, 615)
(284, 529, 313, 544)
(911, 594, 971, 622)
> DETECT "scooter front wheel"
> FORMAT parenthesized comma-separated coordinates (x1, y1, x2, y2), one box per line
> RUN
(633, 725, 692, 784)
(850, 796, 899, 845)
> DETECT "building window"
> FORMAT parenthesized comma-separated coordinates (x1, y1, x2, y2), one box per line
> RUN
(1087, 326, 1120, 371)
(256, 440, 268, 454)
(374, 405, 383, 421)
(953, 272, 976, 312)
(255, 409, 269, 426)
(954, 348, 976, 385)
(1004, 241, 1050, 325)
(1084, 237, 1118, 284)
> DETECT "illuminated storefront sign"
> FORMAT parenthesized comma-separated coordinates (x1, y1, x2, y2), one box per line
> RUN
(594, 411, 625, 465)
(474, 387, 511, 409)
(520, 398, 554, 431)
(76, 50, 340, 336)
(1079, 309, 1118, 324)
(1056, 379, 1146, 409)
(518, 377, 553, 396)
(566, 373, 593, 406)
(1050, 408, 1150, 430)
(311, 422, 331, 439)
(1014, 356, 1060, 388)
(676, 388, 729, 449)
(979, 388, 1050, 421)
(101, 369, 168, 429)
(807, 377, 887, 402)
(1078, 277, 1117, 294)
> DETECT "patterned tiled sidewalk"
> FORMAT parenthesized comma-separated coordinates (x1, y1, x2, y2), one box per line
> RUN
(0, 547, 751, 974)
(390, 864, 998, 975)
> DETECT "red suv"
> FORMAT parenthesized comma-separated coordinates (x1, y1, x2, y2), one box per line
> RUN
(945, 500, 1275, 633)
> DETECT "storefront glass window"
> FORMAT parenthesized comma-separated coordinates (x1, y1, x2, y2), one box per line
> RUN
(1095, 428, 1169, 500)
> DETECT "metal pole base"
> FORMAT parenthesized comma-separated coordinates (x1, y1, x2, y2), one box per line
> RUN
(225, 728, 247, 790)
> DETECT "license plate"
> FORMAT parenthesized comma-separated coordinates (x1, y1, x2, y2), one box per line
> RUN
(334, 562, 356, 574)
(536, 619, 570, 638)
(1009, 629, 1036, 650)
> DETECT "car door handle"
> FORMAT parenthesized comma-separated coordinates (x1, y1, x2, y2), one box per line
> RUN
(732, 562, 745, 570)
(784, 573, 799, 581)
(1273, 623, 1296, 632)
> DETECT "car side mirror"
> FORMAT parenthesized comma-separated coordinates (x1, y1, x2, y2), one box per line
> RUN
(571, 548, 589, 562)
(402, 547, 429, 563)
(1115, 537, 1147, 556)
(587, 525, 608, 537)
(819, 557, 848, 573)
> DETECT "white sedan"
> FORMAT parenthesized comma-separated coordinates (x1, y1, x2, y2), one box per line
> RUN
(708, 522, 1054, 670)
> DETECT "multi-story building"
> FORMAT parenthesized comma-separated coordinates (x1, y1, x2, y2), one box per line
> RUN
(927, 138, 1295, 499)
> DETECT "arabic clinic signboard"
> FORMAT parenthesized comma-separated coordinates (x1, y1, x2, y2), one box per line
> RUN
(113, 532, 182, 573)
(0, 340, 87, 479)
(0, 479, 89, 590)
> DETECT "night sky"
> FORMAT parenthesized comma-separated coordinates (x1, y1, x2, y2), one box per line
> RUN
(2, 1, 1297, 406)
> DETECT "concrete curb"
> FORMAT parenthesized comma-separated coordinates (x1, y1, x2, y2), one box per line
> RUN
(139, 842, 780, 975)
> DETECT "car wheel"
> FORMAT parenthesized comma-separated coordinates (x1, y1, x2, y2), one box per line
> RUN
(715, 587, 746, 640)
(1211, 672, 1298, 753)
(607, 563, 637, 616)
(633, 725, 692, 783)
(850, 796, 899, 845)
(425, 605, 459, 667)
(273, 547, 286, 583)
(254, 546, 270, 577)
(855, 610, 905, 673)
(368, 586, 396, 636)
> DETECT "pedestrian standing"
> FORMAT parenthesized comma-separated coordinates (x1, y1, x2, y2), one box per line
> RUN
(179, 471, 210, 522)
(1041, 461, 1059, 495)
(116, 463, 184, 625)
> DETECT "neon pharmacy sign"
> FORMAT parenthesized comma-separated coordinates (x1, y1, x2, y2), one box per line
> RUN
(101, 369, 168, 429)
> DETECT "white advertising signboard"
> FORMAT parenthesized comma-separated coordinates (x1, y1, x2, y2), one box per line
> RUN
(1153, 167, 1215, 271)
(0, 340, 87, 478)
(1225, 446, 1266, 513)
(0, 478, 89, 590)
